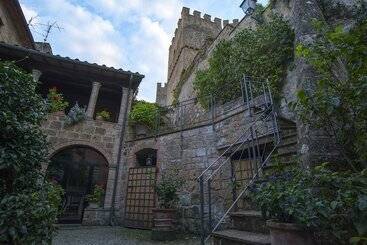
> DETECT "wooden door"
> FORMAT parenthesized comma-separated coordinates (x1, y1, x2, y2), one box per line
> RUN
(124, 167, 157, 229)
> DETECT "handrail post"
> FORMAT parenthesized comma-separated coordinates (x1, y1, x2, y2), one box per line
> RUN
(208, 179, 212, 233)
(199, 175, 206, 245)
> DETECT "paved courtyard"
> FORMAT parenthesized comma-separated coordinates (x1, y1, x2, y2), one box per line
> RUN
(53, 226, 200, 245)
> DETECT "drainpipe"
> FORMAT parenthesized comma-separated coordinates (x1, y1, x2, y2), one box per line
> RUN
(109, 75, 133, 226)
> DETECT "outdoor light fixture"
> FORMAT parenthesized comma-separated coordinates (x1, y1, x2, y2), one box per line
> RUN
(240, 0, 257, 15)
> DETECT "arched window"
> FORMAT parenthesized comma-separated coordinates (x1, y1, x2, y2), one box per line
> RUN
(135, 148, 157, 166)
(47, 146, 108, 223)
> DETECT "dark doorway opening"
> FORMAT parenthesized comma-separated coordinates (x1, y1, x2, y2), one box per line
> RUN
(47, 146, 108, 224)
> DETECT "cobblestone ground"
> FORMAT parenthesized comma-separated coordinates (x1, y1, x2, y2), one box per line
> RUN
(53, 226, 200, 245)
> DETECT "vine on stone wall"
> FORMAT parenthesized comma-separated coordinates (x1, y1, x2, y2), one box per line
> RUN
(293, 19, 367, 171)
(193, 15, 294, 108)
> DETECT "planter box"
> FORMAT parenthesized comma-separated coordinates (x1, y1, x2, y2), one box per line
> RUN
(267, 220, 315, 245)
(151, 208, 177, 241)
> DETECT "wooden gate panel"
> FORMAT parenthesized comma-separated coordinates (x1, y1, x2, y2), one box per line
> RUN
(124, 167, 157, 229)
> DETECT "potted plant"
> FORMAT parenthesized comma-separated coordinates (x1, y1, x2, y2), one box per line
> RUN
(251, 163, 367, 244)
(129, 100, 160, 138)
(152, 166, 185, 241)
(86, 185, 104, 208)
(250, 165, 315, 245)
(47, 87, 69, 115)
(96, 110, 111, 122)
(65, 102, 87, 126)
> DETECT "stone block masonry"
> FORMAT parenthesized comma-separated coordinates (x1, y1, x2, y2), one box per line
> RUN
(41, 112, 124, 225)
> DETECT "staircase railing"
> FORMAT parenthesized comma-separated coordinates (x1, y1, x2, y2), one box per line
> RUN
(197, 76, 281, 244)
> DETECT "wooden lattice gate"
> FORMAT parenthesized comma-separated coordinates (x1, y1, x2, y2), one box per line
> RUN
(124, 166, 157, 229)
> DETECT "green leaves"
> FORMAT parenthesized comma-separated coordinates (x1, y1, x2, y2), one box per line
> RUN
(193, 15, 294, 107)
(294, 20, 367, 170)
(0, 62, 61, 243)
(251, 163, 367, 243)
(129, 100, 160, 129)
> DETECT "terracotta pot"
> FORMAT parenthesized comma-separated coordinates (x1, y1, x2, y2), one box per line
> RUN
(134, 124, 150, 138)
(267, 220, 315, 245)
(53, 111, 65, 116)
(151, 208, 177, 241)
(87, 203, 99, 209)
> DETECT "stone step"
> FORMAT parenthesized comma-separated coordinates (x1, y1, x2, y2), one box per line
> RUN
(212, 229, 270, 245)
(277, 143, 298, 155)
(230, 210, 268, 234)
(278, 136, 298, 147)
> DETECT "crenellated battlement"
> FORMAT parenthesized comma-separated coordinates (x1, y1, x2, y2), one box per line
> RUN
(166, 7, 240, 105)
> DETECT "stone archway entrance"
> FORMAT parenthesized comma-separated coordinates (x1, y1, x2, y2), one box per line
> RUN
(47, 146, 108, 223)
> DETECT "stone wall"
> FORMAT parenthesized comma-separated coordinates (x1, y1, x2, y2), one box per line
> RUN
(41, 112, 124, 225)
(0, 2, 26, 46)
(122, 94, 275, 233)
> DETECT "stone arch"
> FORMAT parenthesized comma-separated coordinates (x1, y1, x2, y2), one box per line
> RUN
(49, 140, 112, 166)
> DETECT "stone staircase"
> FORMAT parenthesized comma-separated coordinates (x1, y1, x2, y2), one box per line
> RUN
(212, 210, 270, 245)
(210, 118, 298, 245)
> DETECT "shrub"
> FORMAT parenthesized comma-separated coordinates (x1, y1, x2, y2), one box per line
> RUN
(96, 110, 111, 121)
(129, 100, 160, 129)
(0, 61, 61, 244)
(156, 166, 185, 209)
(65, 102, 87, 126)
(250, 164, 367, 243)
(193, 15, 294, 107)
(47, 87, 69, 113)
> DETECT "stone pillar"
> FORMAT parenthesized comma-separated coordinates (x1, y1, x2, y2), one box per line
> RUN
(32, 69, 42, 82)
(104, 86, 133, 209)
(86, 81, 101, 118)
(291, 0, 340, 167)
(118, 87, 133, 125)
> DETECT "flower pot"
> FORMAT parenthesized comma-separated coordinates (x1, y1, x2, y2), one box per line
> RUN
(87, 203, 99, 209)
(267, 220, 315, 245)
(96, 115, 103, 121)
(134, 124, 150, 138)
(53, 110, 65, 116)
(151, 208, 177, 241)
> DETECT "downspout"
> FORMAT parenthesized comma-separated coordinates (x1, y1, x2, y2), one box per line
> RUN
(109, 75, 133, 226)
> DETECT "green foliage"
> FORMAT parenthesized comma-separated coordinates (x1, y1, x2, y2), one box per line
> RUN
(96, 110, 111, 121)
(47, 87, 69, 113)
(65, 102, 87, 126)
(129, 100, 160, 129)
(86, 185, 104, 206)
(0, 61, 61, 244)
(251, 164, 367, 243)
(294, 20, 367, 170)
(193, 15, 294, 107)
(156, 166, 185, 209)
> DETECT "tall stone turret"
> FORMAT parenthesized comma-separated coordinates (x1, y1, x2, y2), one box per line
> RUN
(161, 7, 224, 105)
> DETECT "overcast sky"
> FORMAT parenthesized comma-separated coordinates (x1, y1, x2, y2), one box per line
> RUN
(20, 0, 268, 102)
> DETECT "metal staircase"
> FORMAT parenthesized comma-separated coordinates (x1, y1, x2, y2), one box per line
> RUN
(197, 76, 289, 245)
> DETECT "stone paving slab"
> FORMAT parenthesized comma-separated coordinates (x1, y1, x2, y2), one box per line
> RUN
(53, 226, 200, 245)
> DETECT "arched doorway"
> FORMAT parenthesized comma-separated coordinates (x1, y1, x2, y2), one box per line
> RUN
(47, 146, 108, 223)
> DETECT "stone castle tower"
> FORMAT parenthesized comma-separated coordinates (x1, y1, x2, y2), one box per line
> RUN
(156, 7, 238, 106)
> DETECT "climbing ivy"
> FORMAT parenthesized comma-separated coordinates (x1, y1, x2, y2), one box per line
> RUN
(294, 20, 367, 170)
(193, 15, 294, 108)
(0, 61, 61, 244)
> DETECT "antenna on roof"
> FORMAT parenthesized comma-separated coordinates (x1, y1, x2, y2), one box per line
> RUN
(43, 21, 63, 42)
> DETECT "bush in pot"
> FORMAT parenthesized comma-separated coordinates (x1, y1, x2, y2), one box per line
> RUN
(250, 163, 367, 244)
(65, 102, 87, 126)
(152, 166, 185, 241)
(96, 110, 111, 122)
(86, 185, 104, 208)
(47, 87, 69, 114)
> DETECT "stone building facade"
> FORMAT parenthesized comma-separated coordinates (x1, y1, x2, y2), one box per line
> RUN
(126, 0, 364, 234)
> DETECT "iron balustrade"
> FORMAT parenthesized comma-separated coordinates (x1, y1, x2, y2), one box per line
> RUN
(197, 76, 281, 244)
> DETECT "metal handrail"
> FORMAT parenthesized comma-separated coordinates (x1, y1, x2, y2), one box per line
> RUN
(197, 106, 272, 180)
(204, 138, 281, 243)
